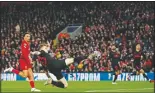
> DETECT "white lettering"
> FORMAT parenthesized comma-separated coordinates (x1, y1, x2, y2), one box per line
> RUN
(85, 73, 89, 81)
(125, 73, 130, 81)
(94, 73, 100, 81)
(2, 74, 6, 81)
(135, 75, 139, 81)
(1, 74, 16, 81)
(130, 76, 134, 81)
(122, 73, 125, 81)
(73, 73, 76, 81)
(112, 75, 114, 81)
(1, 74, 4, 80)
(108, 73, 111, 79)
(89, 73, 93, 81)
(68, 73, 74, 81)
(140, 74, 145, 81)
(77, 73, 80, 81)
(68, 74, 72, 81)
(8, 74, 11, 81)
(117, 75, 121, 81)
(80, 73, 84, 81)
(10, 74, 16, 81)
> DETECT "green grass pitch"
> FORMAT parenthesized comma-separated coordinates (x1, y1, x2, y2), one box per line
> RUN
(1, 81, 154, 92)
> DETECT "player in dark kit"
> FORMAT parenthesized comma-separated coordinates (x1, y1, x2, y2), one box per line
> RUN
(128, 44, 154, 82)
(31, 42, 97, 88)
(32, 42, 74, 88)
(109, 45, 121, 84)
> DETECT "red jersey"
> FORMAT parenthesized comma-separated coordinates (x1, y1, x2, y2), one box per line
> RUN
(20, 40, 31, 64)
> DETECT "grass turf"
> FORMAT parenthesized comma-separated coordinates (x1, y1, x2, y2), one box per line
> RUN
(1, 81, 154, 92)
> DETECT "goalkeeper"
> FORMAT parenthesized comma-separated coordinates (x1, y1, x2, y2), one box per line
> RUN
(31, 42, 97, 88)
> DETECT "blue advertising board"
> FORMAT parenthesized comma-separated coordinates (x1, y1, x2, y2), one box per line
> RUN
(1, 72, 154, 81)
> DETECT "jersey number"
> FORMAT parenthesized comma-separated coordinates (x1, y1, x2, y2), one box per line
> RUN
(38, 57, 47, 66)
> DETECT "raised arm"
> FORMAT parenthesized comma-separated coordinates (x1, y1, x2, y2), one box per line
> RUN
(31, 51, 41, 55)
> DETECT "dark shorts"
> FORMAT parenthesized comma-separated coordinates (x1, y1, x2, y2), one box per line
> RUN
(112, 64, 120, 71)
(133, 63, 141, 71)
(48, 59, 67, 80)
(52, 71, 64, 80)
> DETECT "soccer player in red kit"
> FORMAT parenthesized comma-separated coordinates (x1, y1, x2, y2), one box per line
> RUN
(4, 32, 41, 92)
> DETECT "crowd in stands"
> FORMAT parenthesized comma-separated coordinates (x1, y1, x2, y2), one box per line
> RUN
(0, 2, 154, 73)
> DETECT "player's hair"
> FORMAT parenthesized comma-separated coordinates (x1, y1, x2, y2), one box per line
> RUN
(39, 42, 48, 50)
(23, 32, 31, 37)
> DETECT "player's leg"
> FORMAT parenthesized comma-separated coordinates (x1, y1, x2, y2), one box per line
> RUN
(4, 67, 29, 78)
(140, 69, 149, 80)
(27, 68, 41, 92)
(48, 79, 67, 88)
(48, 71, 68, 88)
(51, 79, 68, 88)
(44, 69, 52, 86)
(129, 63, 140, 79)
(59, 77, 68, 88)
(130, 70, 137, 75)
(129, 68, 154, 83)
(139, 68, 154, 82)
(128, 68, 139, 81)
(45, 70, 51, 78)
(112, 65, 120, 84)
(19, 70, 29, 78)
(65, 58, 74, 65)
(4, 60, 29, 78)
(27, 68, 35, 88)
(131, 65, 140, 76)
(127, 63, 136, 80)
(54, 58, 75, 70)
(58, 58, 85, 74)
(112, 71, 118, 84)
(129, 64, 150, 81)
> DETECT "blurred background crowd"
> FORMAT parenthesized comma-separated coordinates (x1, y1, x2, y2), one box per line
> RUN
(0, 2, 154, 73)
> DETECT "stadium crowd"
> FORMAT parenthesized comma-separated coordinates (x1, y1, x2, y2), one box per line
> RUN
(0, 2, 154, 73)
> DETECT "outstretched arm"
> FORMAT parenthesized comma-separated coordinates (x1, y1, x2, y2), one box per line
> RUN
(31, 51, 41, 55)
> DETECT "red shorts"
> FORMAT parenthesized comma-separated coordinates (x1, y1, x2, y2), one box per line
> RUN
(19, 59, 32, 70)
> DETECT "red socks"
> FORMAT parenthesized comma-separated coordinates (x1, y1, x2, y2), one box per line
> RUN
(29, 81, 35, 88)
(12, 69, 20, 74)
(12, 69, 35, 88)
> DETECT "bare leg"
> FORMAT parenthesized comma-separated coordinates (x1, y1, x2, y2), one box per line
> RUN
(59, 77, 68, 88)
(65, 58, 74, 66)
(49, 77, 68, 88)
(28, 68, 35, 88)
(19, 70, 28, 78)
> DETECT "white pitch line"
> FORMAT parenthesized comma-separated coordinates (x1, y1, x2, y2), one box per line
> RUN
(85, 88, 154, 92)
